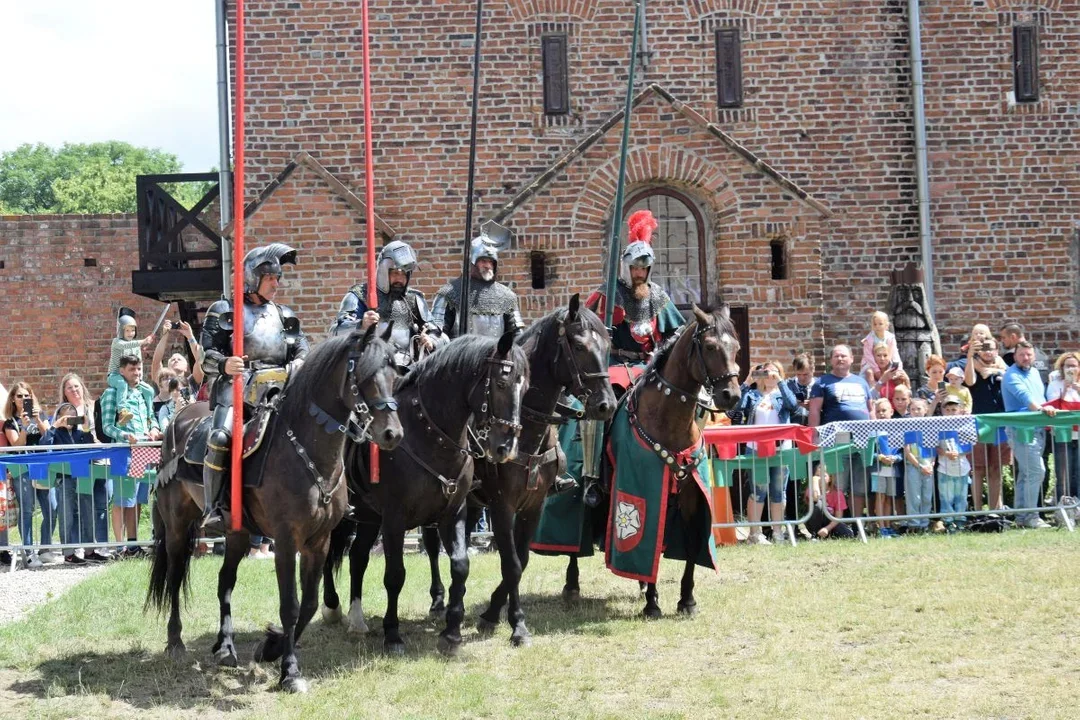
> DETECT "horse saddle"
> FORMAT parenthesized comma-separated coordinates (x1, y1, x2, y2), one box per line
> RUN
(182, 404, 276, 487)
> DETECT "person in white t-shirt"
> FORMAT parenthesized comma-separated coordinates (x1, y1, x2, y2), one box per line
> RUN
(1047, 352, 1080, 502)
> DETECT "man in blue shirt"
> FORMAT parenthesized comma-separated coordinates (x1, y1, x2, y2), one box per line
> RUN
(1002, 340, 1058, 528)
(810, 345, 874, 520)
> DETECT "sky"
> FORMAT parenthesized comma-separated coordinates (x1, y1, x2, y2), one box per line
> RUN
(0, 1, 221, 171)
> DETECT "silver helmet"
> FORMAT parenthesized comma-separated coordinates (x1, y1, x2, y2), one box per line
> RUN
(469, 220, 512, 274)
(115, 306, 137, 339)
(375, 240, 419, 294)
(618, 210, 658, 285)
(243, 243, 298, 295)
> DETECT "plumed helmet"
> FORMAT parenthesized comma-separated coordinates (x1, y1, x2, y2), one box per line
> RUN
(116, 306, 137, 339)
(243, 243, 298, 294)
(376, 240, 419, 294)
(619, 210, 658, 285)
(469, 220, 512, 274)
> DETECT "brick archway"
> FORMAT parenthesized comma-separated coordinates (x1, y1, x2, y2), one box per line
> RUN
(505, 0, 599, 23)
(685, 0, 767, 20)
(570, 145, 737, 237)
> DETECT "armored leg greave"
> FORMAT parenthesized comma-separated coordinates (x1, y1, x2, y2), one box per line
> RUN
(202, 404, 232, 523)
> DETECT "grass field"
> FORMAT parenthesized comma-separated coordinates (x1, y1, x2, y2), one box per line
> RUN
(0, 531, 1077, 719)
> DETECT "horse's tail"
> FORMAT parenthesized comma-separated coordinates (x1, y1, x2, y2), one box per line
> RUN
(328, 516, 357, 575)
(144, 494, 196, 615)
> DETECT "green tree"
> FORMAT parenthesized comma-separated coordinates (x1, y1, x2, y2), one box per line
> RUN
(0, 141, 214, 214)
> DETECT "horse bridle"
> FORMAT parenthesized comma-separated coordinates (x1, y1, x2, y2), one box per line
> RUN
(640, 320, 738, 413)
(554, 317, 611, 402)
(316, 346, 398, 444)
(466, 350, 525, 453)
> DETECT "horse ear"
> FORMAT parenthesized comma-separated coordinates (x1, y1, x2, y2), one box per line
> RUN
(496, 330, 516, 359)
(566, 293, 580, 322)
(361, 322, 378, 346)
(691, 303, 711, 327)
(716, 303, 731, 321)
(380, 320, 394, 343)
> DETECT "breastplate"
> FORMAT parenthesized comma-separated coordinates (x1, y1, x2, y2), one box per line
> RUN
(470, 313, 506, 339)
(243, 302, 288, 367)
(377, 292, 417, 352)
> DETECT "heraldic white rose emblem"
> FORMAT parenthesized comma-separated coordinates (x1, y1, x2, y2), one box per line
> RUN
(614, 500, 642, 541)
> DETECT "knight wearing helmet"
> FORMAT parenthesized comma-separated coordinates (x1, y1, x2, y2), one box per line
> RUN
(587, 210, 683, 368)
(431, 222, 524, 339)
(330, 240, 446, 368)
(198, 243, 310, 529)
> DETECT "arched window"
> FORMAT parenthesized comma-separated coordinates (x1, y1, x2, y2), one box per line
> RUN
(621, 188, 708, 307)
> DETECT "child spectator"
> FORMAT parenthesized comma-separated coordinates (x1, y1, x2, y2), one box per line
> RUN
(106, 307, 154, 398)
(860, 310, 902, 380)
(805, 473, 855, 539)
(892, 384, 913, 418)
(915, 354, 949, 416)
(870, 398, 902, 537)
(785, 353, 815, 426)
(945, 366, 973, 414)
(937, 396, 971, 532)
(904, 398, 936, 532)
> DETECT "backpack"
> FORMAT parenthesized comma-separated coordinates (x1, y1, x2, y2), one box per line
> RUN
(93, 390, 111, 444)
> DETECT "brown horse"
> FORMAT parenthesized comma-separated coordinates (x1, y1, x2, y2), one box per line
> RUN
(562, 304, 741, 618)
(146, 324, 402, 693)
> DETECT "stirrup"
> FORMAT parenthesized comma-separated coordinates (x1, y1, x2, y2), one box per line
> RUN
(582, 480, 603, 509)
(548, 474, 579, 497)
(201, 507, 225, 530)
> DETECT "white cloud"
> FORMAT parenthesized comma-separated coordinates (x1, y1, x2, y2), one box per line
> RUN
(0, 0, 220, 171)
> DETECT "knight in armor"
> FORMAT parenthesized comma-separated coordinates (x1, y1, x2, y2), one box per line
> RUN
(431, 222, 524, 339)
(587, 209, 683, 366)
(330, 240, 445, 368)
(199, 243, 310, 529)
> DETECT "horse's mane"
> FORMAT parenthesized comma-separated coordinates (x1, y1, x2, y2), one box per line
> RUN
(398, 334, 528, 392)
(644, 304, 737, 376)
(516, 303, 608, 349)
(278, 331, 393, 416)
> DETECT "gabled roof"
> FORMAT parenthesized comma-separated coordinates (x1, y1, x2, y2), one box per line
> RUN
(221, 151, 397, 238)
(490, 83, 831, 223)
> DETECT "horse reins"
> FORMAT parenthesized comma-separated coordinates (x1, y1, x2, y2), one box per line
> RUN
(635, 321, 737, 415)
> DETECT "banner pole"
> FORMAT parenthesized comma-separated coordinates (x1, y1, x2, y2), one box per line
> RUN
(229, 0, 246, 531)
(457, 0, 485, 337)
(360, 0, 381, 483)
(592, 1, 643, 482)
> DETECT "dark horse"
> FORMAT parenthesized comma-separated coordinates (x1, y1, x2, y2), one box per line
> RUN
(146, 324, 403, 693)
(563, 304, 741, 618)
(422, 295, 616, 647)
(322, 331, 529, 656)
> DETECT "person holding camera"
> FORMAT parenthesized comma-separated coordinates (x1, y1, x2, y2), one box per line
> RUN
(151, 318, 204, 399)
(914, 354, 949, 416)
(732, 361, 802, 544)
(3, 382, 57, 567)
(156, 369, 187, 432)
(955, 326, 1010, 511)
(39, 401, 96, 565)
(56, 373, 111, 562)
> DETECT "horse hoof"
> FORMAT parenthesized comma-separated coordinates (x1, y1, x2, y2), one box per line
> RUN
(428, 602, 445, 620)
(321, 604, 344, 625)
(510, 633, 532, 648)
(346, 605, 369, 636)
(561, 586, 581, 604)
(642, 606, 663, 621)
(384, 641, 406, 656)
(437, 635, 462, 657)
(214, 646, 238, 667)
(166, 643, 187, 661)
(475, 616, 498, 636)
(677, 602, 698, 617)
(280, 676, 309, 694)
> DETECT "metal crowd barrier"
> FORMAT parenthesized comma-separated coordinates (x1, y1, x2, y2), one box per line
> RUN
(703, 423, 820, 546)
(814, 411, 1080, 543)
(0, 440, 164, 571)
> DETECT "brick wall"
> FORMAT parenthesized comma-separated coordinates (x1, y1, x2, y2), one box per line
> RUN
(221, 0, 1079, 371)
(0, 214, 167, 400)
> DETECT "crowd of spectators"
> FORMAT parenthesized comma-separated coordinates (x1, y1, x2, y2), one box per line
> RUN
(731, 313, 1077, 542)
(0, 315, 267, 570)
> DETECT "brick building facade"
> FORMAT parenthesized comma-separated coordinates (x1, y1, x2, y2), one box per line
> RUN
(2, 0, 1077, 398)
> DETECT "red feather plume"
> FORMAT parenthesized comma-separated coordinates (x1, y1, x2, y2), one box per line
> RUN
(627, 210, 658, 244)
